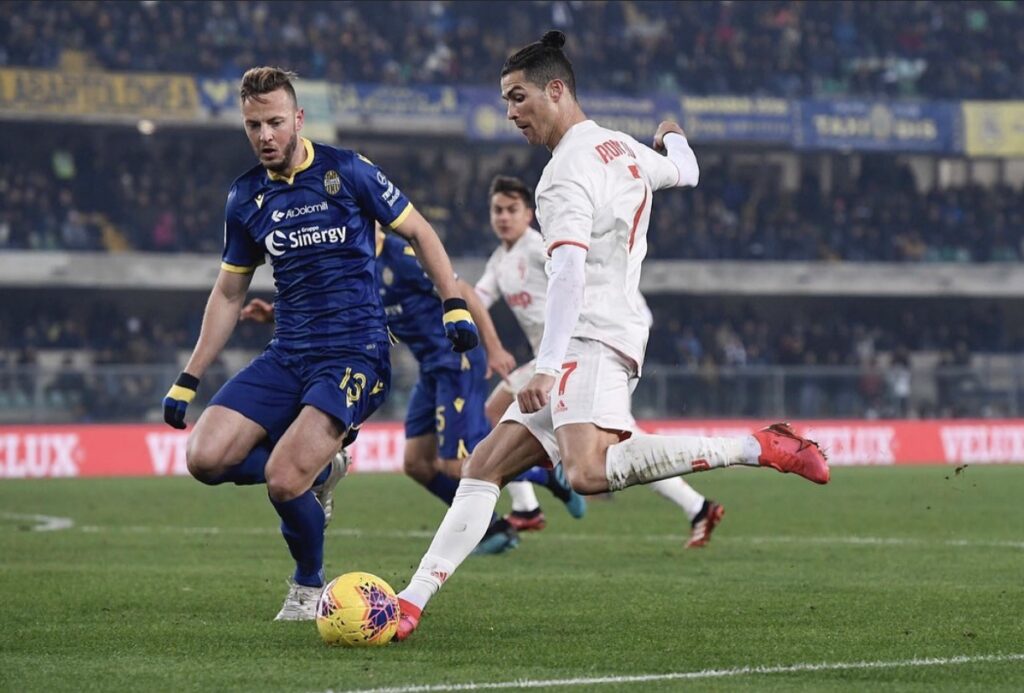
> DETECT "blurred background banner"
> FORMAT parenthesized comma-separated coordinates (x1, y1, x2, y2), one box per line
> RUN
(0, 67, 201, 121)
(680, 96, 793, 145)
(0, 64, 1007, 157)
(3, 420, 1022, 478)
(198, 75, 336, 141)
(963, 101, 1024, 158)
(796, 99, 960, 152)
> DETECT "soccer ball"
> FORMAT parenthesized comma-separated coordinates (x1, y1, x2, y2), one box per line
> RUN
(315, 572, 400, 647)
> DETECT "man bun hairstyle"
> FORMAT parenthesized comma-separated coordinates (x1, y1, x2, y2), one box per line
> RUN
(489, 175, 534, 207)
(501, 30, 576, 97)
(240, 66, 299, 106)
(540, 30, 566, 49)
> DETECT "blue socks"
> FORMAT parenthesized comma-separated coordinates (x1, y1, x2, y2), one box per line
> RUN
(209, 443, 270, 486)
(425, 472, 460, 506)
(208, 444, 332, 487)
(270, 491, 325, 587)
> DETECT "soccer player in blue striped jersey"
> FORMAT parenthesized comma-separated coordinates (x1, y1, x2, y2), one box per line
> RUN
(242, 226, 584, 554)
(161, 67, 478, 621)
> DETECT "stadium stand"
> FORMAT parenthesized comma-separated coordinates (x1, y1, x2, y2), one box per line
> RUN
(3, 122, 1024, 262)
(2, 1, 1024, 425)
(2, 1, 1021, 98)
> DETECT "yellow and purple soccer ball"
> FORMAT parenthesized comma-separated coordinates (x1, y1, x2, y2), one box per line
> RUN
(315, 572, 400, 647)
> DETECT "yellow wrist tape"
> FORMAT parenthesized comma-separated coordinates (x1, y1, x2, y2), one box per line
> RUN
(166, 384, 197, 403)
(443, 309, 473, 324)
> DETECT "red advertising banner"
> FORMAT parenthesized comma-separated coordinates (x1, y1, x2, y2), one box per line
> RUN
(1, 420, 1023, 479)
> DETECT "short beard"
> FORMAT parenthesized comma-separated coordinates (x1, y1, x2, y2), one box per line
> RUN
(265, 133, 298, 174)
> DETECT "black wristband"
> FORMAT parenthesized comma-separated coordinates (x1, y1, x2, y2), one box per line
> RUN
(443, 298, 468, 313)
(176, 372, 200, 390)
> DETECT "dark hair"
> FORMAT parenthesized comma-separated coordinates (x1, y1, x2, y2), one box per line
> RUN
(501, 30, 576, 97)
(240, 66, 298, 106)
(489, 175, 534, 207)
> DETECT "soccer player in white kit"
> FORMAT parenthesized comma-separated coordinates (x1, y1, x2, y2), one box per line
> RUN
(478, 174, 725, 545)
(395, 30, 829, 641)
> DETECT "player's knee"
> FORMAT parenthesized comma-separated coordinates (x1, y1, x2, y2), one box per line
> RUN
(185, 436, 229, 485)
(561, 455, 607, 495)
(403, 454, 435, 484)
(265, 468, 305, 502)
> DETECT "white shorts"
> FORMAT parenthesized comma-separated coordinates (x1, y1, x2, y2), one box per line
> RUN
(500, 338, 639, 465)
(496, 360, 536, 395)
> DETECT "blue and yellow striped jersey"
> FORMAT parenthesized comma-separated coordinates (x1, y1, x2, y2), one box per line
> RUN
(222, 138, 411, 350)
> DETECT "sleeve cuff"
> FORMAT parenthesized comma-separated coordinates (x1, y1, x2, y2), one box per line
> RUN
(388, 203, 414, 230)
(221, 261, 257, 274)
(547, 240, 589, 256)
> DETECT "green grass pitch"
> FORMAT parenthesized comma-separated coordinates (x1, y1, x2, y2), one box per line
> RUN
(2, 466, 1023, 692)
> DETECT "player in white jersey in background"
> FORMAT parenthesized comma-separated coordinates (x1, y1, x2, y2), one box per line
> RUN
(394, 30, 829, 641)
(478, 174, 723, 545)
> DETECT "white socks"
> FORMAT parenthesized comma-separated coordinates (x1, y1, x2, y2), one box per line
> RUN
(648, 478, 705, 521)
(399, 478, 499, 610)
(605, 433, 761, 491)
(506, 480, 540, 512)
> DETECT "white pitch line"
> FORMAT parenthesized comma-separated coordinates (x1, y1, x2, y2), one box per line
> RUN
(0, 512, 74, 532)
(331, 652, 1024, 693)
(63, 524, 1024, 550)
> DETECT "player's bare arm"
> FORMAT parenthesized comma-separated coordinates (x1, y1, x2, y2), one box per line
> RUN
(459, 278, 515, 380)
(182, 268, 253, 379)
(391, 207, 462, 302)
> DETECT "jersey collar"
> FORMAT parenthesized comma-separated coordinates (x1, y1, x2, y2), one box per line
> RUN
(552, 120, 597, 155)
(266, 137, 314, 185)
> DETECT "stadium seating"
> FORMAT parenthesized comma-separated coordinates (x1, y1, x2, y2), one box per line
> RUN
(2, 122, 1023, 262)
(2, 1, 1021, 98)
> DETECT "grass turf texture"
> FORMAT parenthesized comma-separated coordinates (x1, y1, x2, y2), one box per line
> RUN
(1, 466, 1022, 692)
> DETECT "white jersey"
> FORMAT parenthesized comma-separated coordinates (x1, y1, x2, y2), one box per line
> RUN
(475, 229, 548, 354)
(535, 119, 682, 370)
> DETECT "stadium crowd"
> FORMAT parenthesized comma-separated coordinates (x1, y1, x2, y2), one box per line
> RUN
(0, 292, 1016, 421)
(3, 122, 1023, 263)
(2, 1, 1021, 99)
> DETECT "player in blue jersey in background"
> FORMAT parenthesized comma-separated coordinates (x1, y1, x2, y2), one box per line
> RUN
(161, 67, 478, 621)
(242, 224, 585, 554)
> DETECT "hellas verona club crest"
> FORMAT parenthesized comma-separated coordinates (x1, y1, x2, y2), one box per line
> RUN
(323, 170, 341, 196)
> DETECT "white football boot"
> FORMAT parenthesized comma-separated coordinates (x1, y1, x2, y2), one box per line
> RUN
(274, 579, 323, 621)
(313, 449, 350, 528)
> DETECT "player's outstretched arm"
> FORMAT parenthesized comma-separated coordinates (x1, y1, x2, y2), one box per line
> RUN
(652, 120, 699, 188)
(393, 207, 479, 352)
(163, 268, 252, 429)
(459, 278, 515, 380)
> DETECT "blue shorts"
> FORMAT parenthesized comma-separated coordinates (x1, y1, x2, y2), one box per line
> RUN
(405, 350, 491, 460)
(210, 341, 391, 443)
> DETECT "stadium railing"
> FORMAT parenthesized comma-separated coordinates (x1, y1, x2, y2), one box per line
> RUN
(1, 362, 1020, 425)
